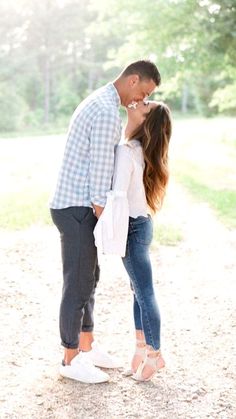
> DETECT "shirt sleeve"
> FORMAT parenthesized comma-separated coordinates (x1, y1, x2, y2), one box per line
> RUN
(93, 145, 133, 257)
(112, 145, 134, 192)
(93, 190, 129, 257)
(89, 110, 121, 207)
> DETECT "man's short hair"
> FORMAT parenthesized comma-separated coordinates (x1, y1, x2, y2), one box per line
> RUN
(122, 60, 161, 86)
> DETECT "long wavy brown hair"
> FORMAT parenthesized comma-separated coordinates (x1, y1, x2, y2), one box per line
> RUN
(128, 102, 172, 213)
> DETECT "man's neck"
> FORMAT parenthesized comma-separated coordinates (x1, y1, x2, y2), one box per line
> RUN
(113, 78, 123, 105)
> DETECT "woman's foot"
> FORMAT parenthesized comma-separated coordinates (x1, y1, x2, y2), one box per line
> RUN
(123, 338, 146, 376)
(131, 339, 146, 373)
(132, 348, 165, 381)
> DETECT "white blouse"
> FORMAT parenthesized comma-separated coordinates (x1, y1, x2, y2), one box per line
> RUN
(93, 139, 148, 256)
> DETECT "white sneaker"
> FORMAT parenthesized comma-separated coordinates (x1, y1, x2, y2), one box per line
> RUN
(59, 352, 110, 383)
(83, 342, 122, 369)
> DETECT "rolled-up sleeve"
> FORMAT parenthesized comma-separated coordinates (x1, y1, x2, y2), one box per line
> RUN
(89, 110, 121, 207)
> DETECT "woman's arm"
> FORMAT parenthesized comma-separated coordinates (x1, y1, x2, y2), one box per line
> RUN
(112, 145, 133, 192)
(93, 145, 133, 257)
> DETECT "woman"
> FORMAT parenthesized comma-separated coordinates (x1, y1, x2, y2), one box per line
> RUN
(94, 100, 172, 381)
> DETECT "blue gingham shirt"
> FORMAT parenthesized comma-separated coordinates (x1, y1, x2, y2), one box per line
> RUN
(50, 83, 122, 209)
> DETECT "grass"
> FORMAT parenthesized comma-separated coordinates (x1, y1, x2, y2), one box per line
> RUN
(0, 122, 68, 139)
(0, 133, 64, 230)
(171, 117, 236, 229)
(0, 190, 52, 230)
(153, 223, 183, 246)
(0, 116, 236, 232)
(175, 174, 236, 228)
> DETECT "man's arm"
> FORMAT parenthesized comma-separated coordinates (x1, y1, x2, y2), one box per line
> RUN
(89, 110, 120, 217)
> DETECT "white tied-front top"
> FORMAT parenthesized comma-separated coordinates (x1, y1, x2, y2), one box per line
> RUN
(94, 139, 148, 256)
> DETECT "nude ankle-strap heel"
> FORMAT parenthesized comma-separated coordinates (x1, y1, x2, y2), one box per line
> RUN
(132, 349, 165, 382)
(123, 338, 146, 377)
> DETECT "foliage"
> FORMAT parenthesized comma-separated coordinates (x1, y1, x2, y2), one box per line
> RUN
(0, 0, 235, 133)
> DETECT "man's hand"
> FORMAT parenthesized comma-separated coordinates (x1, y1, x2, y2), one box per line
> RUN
(92, 204, 104, 219)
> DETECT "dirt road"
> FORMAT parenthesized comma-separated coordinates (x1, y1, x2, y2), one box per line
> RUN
(1, 183, 235, 418)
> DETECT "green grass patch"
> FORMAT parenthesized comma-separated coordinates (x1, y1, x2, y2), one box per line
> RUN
(0, 190, 52, 230)
(153, 223, 183, 246)
(0, 126, 66, 139)
(177, 174, 236, 228)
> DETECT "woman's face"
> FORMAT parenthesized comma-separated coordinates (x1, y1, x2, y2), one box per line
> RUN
(127, 100, 157, 126)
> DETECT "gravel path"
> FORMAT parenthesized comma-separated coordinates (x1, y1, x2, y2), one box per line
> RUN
(0, 183, 236, 419)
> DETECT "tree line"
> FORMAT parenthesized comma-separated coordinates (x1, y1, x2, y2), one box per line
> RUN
(0, 0, 235, 132)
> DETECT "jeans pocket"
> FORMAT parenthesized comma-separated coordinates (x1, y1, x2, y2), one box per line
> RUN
(50, 207, 94, 234)
(74, 207, 91, 223)
(131, 217, 153, 245)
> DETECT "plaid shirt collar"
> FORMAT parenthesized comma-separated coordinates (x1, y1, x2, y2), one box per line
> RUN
(106, 82, 121, 107)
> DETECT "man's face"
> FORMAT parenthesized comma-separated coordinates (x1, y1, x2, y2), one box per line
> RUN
(123, 75, 156, 107)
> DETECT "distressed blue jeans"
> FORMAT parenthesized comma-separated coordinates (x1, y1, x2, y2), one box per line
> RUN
(122, 215, 161, 350)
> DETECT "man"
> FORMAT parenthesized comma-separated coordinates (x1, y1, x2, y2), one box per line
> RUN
(50, 60, 161, 383)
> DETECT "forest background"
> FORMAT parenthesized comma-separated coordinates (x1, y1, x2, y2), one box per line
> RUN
(0, 0, 235, 133)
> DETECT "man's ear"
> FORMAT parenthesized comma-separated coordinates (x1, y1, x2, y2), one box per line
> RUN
(128, 74, 139, 87)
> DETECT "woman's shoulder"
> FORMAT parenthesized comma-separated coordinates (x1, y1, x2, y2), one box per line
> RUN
(116, 143, 133, 156)
(126, 139, 141, 148)
(121, 140, 144, 167)
(117, 139, 141, 152)
(115, 140, 144, 168)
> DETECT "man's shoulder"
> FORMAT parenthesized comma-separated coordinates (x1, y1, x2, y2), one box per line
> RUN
(74, 85, 119, 119)
(68, 84, 121, 134)
(93, 84, 120, 116)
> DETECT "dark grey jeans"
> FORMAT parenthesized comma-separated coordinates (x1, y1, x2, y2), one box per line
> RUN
(50, 206, 99, 349)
